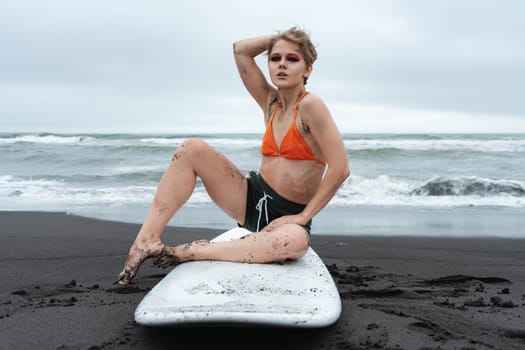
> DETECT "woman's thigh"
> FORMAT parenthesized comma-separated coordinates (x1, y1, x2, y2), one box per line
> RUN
(180, 138, 248, 224)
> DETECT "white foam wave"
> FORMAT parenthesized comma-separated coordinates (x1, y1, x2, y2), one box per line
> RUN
(0, 134, 97, 145)
(2, 173, 524, 211)
(0, 175, 211, 207)
(332, 175, 525, 208)
(345, 138, 525, 153)
(107, 165, 163, 176)
(127, 136, 525, 153)
(3, 134, 523, 154)
(140, 137, 260, 148)
(0, 175, 152, 205)
(0, 134, 261, 150)
(139, 137, 185, 146)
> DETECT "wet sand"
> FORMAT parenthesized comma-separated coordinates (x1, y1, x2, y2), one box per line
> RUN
(1, 211, 525, 350)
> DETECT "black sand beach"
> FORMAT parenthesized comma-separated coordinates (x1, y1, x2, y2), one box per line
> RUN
(1, 211, 525, 350)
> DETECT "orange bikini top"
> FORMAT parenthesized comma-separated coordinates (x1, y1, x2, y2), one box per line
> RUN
(261, 91, 326, 167)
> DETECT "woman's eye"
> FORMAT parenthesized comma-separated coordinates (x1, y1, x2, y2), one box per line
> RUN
(270, 55, 281, 62)
(287, 55, 300, 62)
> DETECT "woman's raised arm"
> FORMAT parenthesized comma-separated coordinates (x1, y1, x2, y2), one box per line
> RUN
(233, 36, 276, 111)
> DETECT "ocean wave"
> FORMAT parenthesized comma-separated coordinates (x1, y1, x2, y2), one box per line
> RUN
(0, 133, 262, 151)
(119, 135, 525, 153)
(108, 165, 164, 176)
(411, 176, 525, 197)
(140, 137, 260, 149)
(0, 175, 209, 206)
(334, 175, 525, 207)
(344, 138, 525, 153)
(0, 175, 153, 205)
(2, 132, 524, 215)
(2, 173, 524, 210)
(3, 133, 524, 154)
(0, 134, 97, 145)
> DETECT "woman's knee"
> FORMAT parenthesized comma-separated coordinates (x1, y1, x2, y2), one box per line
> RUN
(273, 224, 310, 261)
(172, 138, 209, 161)
(288, 229, 310, 260)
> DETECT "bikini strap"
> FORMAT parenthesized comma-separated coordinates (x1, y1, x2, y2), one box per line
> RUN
(268, 102, 281, 124)
(270, 91, 309, 123)
(267, 95, 280, 123)
(292, 91, 309, 120)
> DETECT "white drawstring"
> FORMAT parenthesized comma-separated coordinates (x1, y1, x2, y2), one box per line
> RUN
(255, 191, 273, 232)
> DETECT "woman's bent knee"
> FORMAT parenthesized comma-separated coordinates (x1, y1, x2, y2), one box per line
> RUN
(287, 234, 309, 260)
(275, 224, 310, 261)
(172, 138, 208, 161)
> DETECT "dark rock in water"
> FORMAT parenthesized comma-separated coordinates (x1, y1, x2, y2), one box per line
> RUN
(65, 280, 77, 288)
(505, 329, 525, 340)
(490, 296, 514, 308)
(464, 298, 487, 307)
(425, 274, 511, 285)
(11, 290, 28, 296)
(410, 176, 525, 197)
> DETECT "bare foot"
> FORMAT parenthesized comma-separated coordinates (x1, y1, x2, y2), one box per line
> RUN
(153, 239, 210, 268)
(153, 246, 182, 268)
(118, 238, 164, 285)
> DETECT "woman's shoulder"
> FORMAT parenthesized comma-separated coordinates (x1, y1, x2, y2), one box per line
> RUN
(298, 92, 334, 130)
(300, 92, 328, 115)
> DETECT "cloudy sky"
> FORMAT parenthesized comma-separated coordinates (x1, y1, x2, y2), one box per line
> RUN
(1, 0, 524, 133)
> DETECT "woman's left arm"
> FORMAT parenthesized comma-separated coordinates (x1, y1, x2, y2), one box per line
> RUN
(266, 95, 350, 230)
(298, 95, 350, 223)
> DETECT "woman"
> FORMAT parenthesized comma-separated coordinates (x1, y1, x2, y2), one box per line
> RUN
(118, 27, 350, 285)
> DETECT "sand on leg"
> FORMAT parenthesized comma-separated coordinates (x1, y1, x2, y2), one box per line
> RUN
(118, 138, 248, 284)
(153, 223, 310, 267)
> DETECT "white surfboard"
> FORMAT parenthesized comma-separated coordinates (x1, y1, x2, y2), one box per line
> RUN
(134, 227, 341, 328)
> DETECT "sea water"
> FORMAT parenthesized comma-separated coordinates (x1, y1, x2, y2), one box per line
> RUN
(1, 133, 524, 237)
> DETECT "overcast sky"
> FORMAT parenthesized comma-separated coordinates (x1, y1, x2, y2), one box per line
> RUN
(1, 0, 524, 134)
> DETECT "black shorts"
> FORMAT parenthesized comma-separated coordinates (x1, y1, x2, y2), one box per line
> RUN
(239, 171, 312, 234)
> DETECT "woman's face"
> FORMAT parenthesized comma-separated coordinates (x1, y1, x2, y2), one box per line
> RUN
(268, 40, 312, 90)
